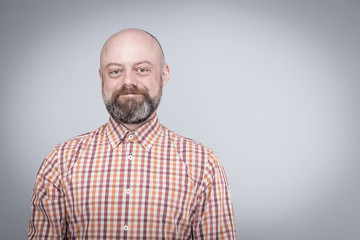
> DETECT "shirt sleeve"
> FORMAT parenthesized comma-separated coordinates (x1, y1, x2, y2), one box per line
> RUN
(27, 149, 67, 239)
(192, 153, 237, 239)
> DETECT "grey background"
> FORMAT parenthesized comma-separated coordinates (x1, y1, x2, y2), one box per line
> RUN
(1, 0, 359, 239)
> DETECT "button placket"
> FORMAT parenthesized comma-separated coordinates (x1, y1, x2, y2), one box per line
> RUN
(126, 133, 135, 161)
(123, 134, 134, 235)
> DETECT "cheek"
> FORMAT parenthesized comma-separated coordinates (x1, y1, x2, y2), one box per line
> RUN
(143, 83, 158, 97)
(103, 79, 121, 94)
(144, 76, 163, 96)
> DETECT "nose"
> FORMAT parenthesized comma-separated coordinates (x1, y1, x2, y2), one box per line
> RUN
(123, 71, 138, 85)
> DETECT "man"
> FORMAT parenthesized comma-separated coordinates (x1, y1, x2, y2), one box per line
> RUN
(28, 28, 236, 239)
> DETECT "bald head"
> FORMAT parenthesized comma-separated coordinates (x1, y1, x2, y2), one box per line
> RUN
(100, 28, 165, 70)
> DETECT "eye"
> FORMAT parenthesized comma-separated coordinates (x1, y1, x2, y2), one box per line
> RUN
(108, 68, 122, 77)
(110, 69, 120, 74)
(136, 68, 149, 74)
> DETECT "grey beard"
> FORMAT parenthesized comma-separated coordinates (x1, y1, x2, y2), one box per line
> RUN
(103, 85, 162, 124)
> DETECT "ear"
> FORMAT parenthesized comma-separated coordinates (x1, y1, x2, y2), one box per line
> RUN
(161, 64, 170, 87)
(99, 68, 103, 83)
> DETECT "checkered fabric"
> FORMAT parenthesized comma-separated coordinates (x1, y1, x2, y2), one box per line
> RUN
(28, 114, 236, 239)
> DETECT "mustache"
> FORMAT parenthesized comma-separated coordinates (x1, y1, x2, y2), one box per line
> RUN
(116, 85, 148, 96)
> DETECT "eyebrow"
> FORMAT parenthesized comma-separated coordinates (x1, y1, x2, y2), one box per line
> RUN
(105, 61, 154, 69)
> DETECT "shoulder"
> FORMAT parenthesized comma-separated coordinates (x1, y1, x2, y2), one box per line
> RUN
(35, 124, 108, 188)
(55, 124, 106, 153)
(162, 125, 217, 157)
(42, 124, 107, 171)
(161, 125, 223, 185)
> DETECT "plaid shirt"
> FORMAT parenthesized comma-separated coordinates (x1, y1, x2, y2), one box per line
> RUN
(28, 114, 236, 239)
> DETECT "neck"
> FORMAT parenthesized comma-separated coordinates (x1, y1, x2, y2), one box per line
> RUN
(121, 112, 156, 132)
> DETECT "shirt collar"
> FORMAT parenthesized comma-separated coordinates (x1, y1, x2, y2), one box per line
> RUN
(106, 114, 162, 152)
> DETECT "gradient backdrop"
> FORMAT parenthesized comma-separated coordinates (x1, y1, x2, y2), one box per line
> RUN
(1, 0, 359, 239)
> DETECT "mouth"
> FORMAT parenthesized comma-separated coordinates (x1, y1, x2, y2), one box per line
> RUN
(118, 93, 144, 100)
(120, 93, 142, 97)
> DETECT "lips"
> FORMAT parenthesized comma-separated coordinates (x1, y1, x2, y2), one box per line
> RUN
(120, 93, 143, 96)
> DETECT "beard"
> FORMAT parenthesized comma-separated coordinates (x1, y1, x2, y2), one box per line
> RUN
(103, 83, 162, 125)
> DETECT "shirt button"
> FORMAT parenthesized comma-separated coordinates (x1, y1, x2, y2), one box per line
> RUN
(127, 155, 134, 160)
(125, 189, 131, 195)
(123, 225, 129, 231)
(128, 134, 134, 140)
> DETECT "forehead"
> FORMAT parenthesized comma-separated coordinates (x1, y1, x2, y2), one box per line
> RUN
(101, 32, 161, 68)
